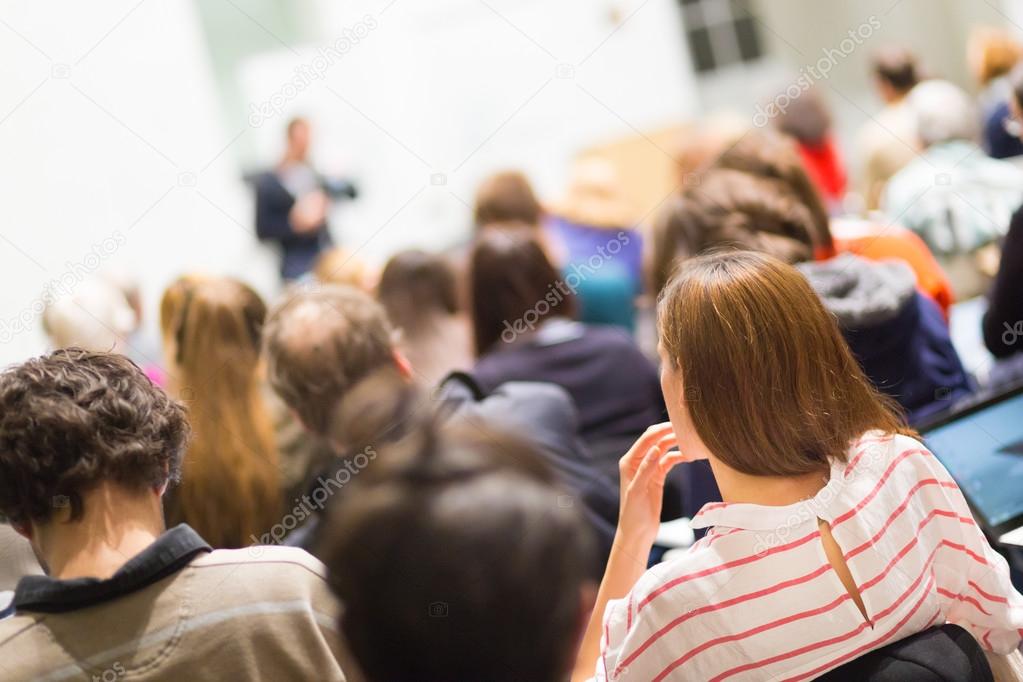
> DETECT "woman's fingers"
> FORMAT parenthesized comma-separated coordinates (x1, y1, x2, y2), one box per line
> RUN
(620, 423, 675, 473)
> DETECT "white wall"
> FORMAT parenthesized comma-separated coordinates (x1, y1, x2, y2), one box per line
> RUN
(0, 0, 277, 367)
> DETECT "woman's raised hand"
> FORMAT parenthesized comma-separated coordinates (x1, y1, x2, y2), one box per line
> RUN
(617, 422, 687, 549)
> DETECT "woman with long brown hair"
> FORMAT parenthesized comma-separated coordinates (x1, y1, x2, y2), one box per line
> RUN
(573, 251, 1023, 681)
(160, 275, 281, 548)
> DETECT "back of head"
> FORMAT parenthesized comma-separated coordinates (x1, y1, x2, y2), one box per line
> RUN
(0, 348, 188, 526)
(263, 284, 395, 435)
(377, 249, 458, 334)
(774, 88, 832, 145)
(160, 276, 278, 547)
(313, 247, 375, 292)
(908, 79, 979, 147)
(714, 129, 832, 249)
(969, 26, 1022, 85)
(658, 251, 910, 476)
(473, 170, 543, 227)
(647, 168, 816, 296)
(322, 377, 595, 682)
(872, 46, 920, 94)
(469, 225, 575, 355)
(42, 278, 137, 353)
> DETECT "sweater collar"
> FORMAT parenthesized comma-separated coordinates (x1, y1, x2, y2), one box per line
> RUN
(13, 524, 211, 614)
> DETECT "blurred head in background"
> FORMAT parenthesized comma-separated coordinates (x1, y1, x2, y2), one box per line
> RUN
(473, 170, 543, 228)
(871, 46, 920, 103)
(313, 247, 377, 292)
(322, 384, 595, 682)
(968, 26, 1022, 87)
(42, 278, 137, 356)
(907, 79, 980, 147)
(469, 225, 576, 357)
(160, 275, 279, 548)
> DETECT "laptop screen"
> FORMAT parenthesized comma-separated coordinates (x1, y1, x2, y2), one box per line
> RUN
(923, 390, 1023, 529)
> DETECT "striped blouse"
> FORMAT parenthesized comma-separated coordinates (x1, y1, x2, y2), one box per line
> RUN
(595, 431, 1023, 681)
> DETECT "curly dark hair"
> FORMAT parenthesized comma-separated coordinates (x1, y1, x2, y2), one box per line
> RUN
(0, 348, 189, 525)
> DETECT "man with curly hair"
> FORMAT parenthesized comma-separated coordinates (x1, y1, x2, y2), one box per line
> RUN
(0, 348, 355, 681)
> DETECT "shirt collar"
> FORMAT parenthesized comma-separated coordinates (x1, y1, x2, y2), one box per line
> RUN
(690, 459, 847, 532)
(13, 524, 211, 614)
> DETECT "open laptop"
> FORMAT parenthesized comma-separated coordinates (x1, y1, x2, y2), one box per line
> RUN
(919, 381, 1023, 546)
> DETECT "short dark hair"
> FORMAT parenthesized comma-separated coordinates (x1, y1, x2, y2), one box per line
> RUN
(377, 250, 459, 332)
(647, 169, 816, 296)
(322, 384, 595, 682)
(263, 285, 395, 435)
(469, 225, 576, 355)
(0, 348, 189, 525)
(872, 46, 919, 93)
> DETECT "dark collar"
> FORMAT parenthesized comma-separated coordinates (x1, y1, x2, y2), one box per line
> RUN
(13, 524, 211, 614)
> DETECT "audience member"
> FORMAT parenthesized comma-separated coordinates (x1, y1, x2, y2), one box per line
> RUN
(573, 251, 1023, 681)
(773, 87, 847, 210)
(160, 275, 281, 548)
(858, 47, 922, 210)
(262, 284, 619, 566)
(546, 157, 645, 331)
(969, 26, 1023, 159)
(883, 79, 1023, 298)
(983, 62, 1023, 367)
(321, 374, 596, 682)
(715, 128, 954, 316)
(313, 247, 377, 292)
(472, 169, 544, 227)
(470, 225, 663, 443)
(652, 168, 971, 424)
(0, 349, 351, 680)
(377, 249, 473, 387)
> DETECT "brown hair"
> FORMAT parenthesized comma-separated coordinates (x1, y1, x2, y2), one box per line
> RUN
(647, 169, 817, 296)
(378, 249, 459, 332)
(0, 348, 189, 525)
(469, 225, 576, 356)
(716, 129, 832, 250)
(872, 46, 919, 93)
(161, 276, 280, 548)
(658, 250, 913, 476)
(322, 375, 594, 682)
(473, 171, 543, 228)
(263, 285, 395, 435)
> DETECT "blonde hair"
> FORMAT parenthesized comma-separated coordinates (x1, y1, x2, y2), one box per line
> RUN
(970, 26, 1023, 85)
(160, 275, 280, 548)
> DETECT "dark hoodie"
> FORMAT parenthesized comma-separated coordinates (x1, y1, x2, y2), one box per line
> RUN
(799, 254, 972, 425)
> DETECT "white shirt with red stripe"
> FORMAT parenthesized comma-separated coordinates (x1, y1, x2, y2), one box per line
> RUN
(595, 431, 1023, 681)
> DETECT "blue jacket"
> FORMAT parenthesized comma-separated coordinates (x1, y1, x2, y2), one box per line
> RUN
(800, 255, 972, 425)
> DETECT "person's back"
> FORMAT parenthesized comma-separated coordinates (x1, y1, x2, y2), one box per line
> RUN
(0, 349, 350, 680)
(321, 382, 597, 682)
(572, 252, 1023, 681)
(0, 538, 347, 681)
(598, 431, 1023, 679)
(473, 318, 663, 441)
